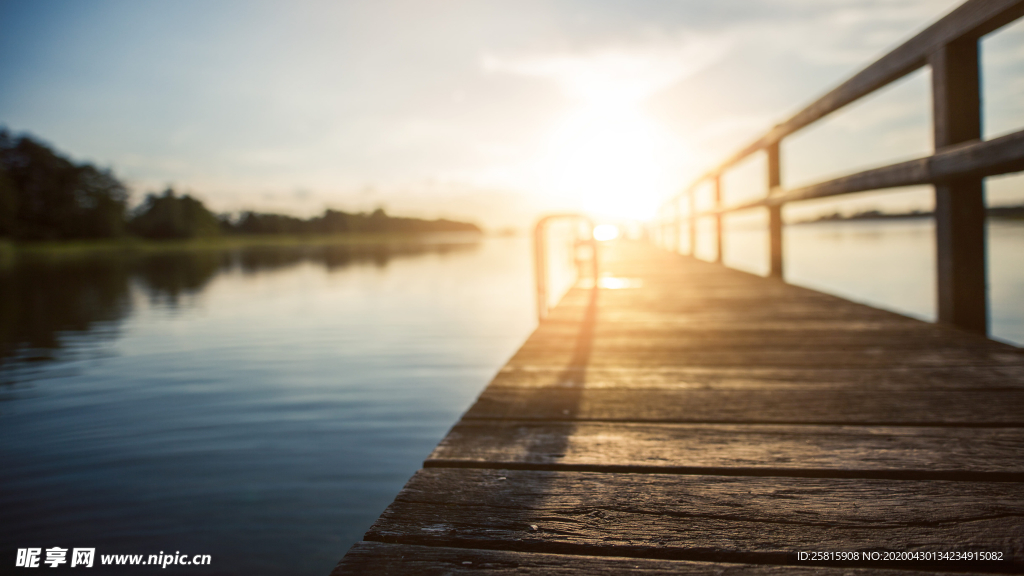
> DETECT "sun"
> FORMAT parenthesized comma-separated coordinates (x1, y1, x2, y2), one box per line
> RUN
(593, 224, 620, 241)
(529, 53, 687, 221)
(539, 104, 673, 219)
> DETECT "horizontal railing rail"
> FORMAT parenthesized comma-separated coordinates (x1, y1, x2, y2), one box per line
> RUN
(657, 0, 1024, 336)
(701, 130, 1024, 215)
(534, 214, 598, 322)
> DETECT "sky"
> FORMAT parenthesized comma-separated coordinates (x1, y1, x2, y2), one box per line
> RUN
(1, 0, 1022, 229)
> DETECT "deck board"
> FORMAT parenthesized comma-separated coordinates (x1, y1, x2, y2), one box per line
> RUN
(333, 241, 1024, 574)
(361, 469, 1024, 567)
(333, 542, 1004, 575)
(331, 541, 1003, 569)
(488, 365, 1024, 390)
(464, 387, 1024, 424)
(427, 420, 1024, 478)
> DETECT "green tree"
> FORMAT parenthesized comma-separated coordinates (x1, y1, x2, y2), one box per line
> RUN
(0, 168, 17, 237)
(0, 130, 128, 240)
(129, 188, 221, 239)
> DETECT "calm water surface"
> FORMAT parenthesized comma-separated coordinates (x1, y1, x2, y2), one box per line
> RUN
(1, 237, 535, 575)
(2, 223, 1022, 575)
(723, 218, 1024, 346)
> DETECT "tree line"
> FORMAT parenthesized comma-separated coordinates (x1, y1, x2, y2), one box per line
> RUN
(0, 130, 480, 241)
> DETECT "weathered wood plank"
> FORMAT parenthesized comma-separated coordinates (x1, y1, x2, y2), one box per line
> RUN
(535, 319, 940, 332)
(510, 256, 1023, 371)
(536, 288, 1021, 337)
(545, 313, 943, 326)
(506, 346, 1023, 369)
(427, 421, 1024, 479)
(534, 321, 992, 340)
(333, 542, 1003, 576)
(519, 334, 1018, 355)
(464, 388, 1024, 425)
(365, 468, 1024, 567)
(533, 320, 994, 340)
(489, 365, 1024, 390)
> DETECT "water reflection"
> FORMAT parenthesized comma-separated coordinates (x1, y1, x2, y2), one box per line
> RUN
(0, 257, 132, 371)
(0, 235, 534, 576)
(0, 240, 479, 381)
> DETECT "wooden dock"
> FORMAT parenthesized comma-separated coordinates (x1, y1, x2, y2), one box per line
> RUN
(333, 240, 1024, 574)
(333, 1, 1024, 571)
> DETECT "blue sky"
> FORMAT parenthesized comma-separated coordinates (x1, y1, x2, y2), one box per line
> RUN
(1, 0, 1022, 227)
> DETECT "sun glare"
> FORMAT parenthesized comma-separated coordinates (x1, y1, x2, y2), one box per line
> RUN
(532, 55, 687, 221)
(593, 224, 620, 241)
(540, 105, 673, 219)
(484, 40, 727, 223)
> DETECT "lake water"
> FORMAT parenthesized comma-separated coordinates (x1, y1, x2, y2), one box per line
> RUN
(0, 237, 536, 575)
(722, 218, 1024, 346)
(1, 222, 1022, 575)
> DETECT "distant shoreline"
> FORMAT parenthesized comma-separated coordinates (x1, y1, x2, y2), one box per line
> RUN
(797, 205, 1024, 224)
(0, 231, 484, 265)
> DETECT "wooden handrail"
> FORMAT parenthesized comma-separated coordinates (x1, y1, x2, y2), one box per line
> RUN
(659, 0, 1024, 336)
(694, 129, 1024, 215)
(677, 0, 1024, 190)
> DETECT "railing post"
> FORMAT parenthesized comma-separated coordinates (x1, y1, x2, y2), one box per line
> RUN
(534, 215, 599, 322)
(534, 222, 548, 321)
(713, 174, 723, 263)
(930, 38, 987, 335)
(767, 142, 784, 278)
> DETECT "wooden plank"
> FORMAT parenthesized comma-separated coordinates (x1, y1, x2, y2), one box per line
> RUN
(515, 334, 1022, 356)
(333, 542, 1003, 575)
(537, 284, 950, 321)
(543, 291, 916, 317)
(365, 468, 1024, 568)
(506, 346, 1024, 369)
(489, 365, 1024, 390)
(523, 334, 1013, 355)
(522, 330, 1015, 351)
(427, 421, 1024, 479)
(463, 388, 1024, 425)
(538, 316, 939, 331)
(563, 303, 929, 317)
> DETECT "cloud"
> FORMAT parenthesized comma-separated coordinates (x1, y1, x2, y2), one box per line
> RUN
(480, 33, 732, 105)
(735, 0, 963, 67)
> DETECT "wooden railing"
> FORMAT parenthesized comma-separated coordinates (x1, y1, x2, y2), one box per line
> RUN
(656, 0, 1024, 336)
(534, 214, 598, 321)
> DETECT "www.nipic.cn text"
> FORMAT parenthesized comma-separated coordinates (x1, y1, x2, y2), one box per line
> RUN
(15, 548, 212, 569)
